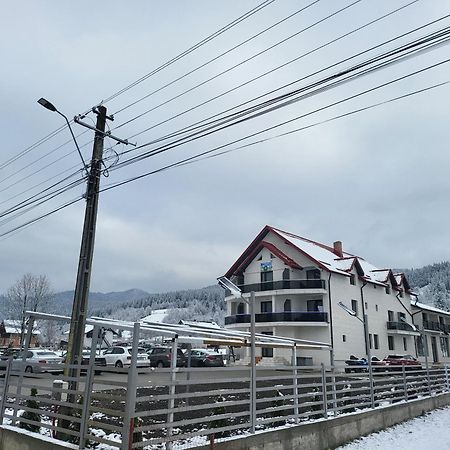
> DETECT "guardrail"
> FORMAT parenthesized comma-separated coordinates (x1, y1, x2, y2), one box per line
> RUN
(0, 358, 449, 449)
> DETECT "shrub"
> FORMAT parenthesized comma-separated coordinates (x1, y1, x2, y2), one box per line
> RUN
(19, 387, 41, 433)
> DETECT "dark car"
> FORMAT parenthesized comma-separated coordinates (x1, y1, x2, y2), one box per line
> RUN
(147, 347, 186, 368)
(383, 354, 422, 370)
(344, 355, 368, 373)
(81, 351, 107, 375)
(188, 349, 224, 367)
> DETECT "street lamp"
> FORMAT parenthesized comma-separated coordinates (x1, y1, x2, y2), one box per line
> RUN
(338, 301, 375, 407)
(37, 97, 88, 173)
(217, 276, 256, 433)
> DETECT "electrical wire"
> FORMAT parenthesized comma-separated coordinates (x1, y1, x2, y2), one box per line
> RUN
(112, 0, 362, 132)
(112, 1, 321, 116)
(121, 0, 424, 145)
(1, 79, 447, 240)
(0, 1, 274, 173)
(111, 28, 450, 171)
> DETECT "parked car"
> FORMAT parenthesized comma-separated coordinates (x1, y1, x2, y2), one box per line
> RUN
(102, 346, 149, 368)
(188, 349, 224, 367)
(147, 347, 187, 368)
(11, 350, 63, 374)
(344, 355, 368, 373)
(81, 351, 107, 375)
(383, 354, 422, 370)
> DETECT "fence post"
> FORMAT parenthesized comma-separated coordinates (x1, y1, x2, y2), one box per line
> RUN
(445, 364, 450, 392)
(321, 363, 328, 419)
(0, 357, 13, 422)
(292, 345, 299, 422)
(79, 325, 101, 448)
(122, 322, 140, 450)
(166, 336, 178, 450)
(12, 316, 34, 425)
(402, 364, 408, 402)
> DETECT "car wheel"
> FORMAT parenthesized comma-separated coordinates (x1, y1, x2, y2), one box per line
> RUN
(25, 366, 33, 373)
(115, 361, 123, 368)
(157, 361, 164, 368)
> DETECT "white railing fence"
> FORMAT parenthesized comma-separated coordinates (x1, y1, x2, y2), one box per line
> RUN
(0, 358, 449, 450)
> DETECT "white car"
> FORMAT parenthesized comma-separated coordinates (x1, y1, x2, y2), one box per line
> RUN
(102, 346, 149, 368)
(12, 349, 63, 374)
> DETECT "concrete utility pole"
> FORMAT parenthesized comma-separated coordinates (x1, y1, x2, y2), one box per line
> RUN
(65, 105, 108, 381)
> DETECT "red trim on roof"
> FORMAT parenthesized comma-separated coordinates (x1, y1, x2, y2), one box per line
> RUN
(261, 242, 302, 270)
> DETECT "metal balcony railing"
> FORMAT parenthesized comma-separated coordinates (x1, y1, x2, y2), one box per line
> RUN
(423, 320, 443, 332)
(224, 279, 326, 296)
(386, 321, 416, 332)
(225, 311, 328, 325)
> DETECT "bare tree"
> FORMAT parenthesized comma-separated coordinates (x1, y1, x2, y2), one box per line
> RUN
(6, 274, 53, 347)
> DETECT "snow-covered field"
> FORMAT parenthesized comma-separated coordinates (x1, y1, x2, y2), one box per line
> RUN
(338, 406, 450, 449)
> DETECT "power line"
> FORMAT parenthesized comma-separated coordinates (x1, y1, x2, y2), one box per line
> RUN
(0, 1, 274, 173)
(100, 79, 449, 194)
(112, 1, 321, 116)
(121, 0, 424, 145)
(111, 27, 450, 171)
(112, 0, 363, 133)
(90, 0, 276, 110)
(1, 79, 447, 240)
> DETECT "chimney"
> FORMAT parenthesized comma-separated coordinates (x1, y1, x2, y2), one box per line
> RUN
(333, 241, 343, 257)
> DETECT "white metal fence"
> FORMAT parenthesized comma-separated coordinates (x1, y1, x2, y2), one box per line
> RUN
(0, 356, 449, 450)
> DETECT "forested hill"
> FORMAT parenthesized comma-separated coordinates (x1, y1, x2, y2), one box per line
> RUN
(91, 285, 226, 325)
(403, 261, 450, 311)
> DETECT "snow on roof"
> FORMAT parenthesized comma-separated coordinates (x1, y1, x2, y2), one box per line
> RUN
(272, 227, 403, 287)
(273, 228, 351, 276)
(141, 309, 169, 323)
(179, 320, 220, 329)
(411, 300, 450, 316)
(2, 320, 41, 335)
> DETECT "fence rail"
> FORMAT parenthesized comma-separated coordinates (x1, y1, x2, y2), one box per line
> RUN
(0, 356, 449, 450)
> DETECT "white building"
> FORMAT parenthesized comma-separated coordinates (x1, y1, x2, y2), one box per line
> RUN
(221, 225, 450, 366)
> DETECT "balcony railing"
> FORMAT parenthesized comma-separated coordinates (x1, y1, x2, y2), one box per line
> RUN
(387, 321, 417, 332)
(225, 311, 328, 325)
(224, 279, 326, 296)
(423, 320, 443, 332)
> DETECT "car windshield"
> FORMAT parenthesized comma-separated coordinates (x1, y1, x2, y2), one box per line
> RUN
(127, 348, 147, 354)
(36, 351, 58, 356)
(387, 355, 402, 359)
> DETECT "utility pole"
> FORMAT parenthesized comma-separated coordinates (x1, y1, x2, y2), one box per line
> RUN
(65, 105, 108, 382)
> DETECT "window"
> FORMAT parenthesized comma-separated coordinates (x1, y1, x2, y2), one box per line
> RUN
(307, 299, 323, 312)
(373, 284, 376, 289)
(342, 335, 347, 343)
(365, 302, 368, 310)
(417, 336, 425, 357)
(284, 299, 292, 312)
(350, 274, 356, 285)
(306, 269, 320, 279)
(398, 312, 406, 322)
(388, 336, 395, 351)
(403, 337, 407, 351)
(351, 300, 358, 315)
(388, 310, 394, 322)
(237, 302, 245, 315)
(440, 337, 449, 357)
(260, 301, 272, 313)
(369, 333, 373, 350)
(385, 285, 391, 295)
(270, 253, 275, 259)
(257, 255, 262, 261)
(376, 305, 379, 312)
(282, 268, 290, 280)
(261, 271, 273, 283)
(261, 331, 273, 357)
(374, 334, 379, 350)
(399, 290, 404, 298)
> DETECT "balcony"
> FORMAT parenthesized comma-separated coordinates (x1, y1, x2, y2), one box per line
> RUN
(224, 279, 326, 296)
(386, 321, 419, 335)
(423, 320, 443, 332)
(225, 311, 328, 325)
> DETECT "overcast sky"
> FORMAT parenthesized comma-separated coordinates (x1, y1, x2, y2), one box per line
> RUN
(1, 1, 450, 294)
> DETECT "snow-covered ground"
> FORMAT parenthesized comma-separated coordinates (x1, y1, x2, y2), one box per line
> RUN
(338, 406, 450, 449)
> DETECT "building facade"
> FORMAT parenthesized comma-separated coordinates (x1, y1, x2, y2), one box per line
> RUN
(221, 226, 450, 366)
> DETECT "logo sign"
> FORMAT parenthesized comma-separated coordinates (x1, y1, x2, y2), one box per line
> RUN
(261, 261, 272, 272)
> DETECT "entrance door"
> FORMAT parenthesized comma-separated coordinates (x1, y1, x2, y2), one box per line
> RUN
(431, 336, 439, 363)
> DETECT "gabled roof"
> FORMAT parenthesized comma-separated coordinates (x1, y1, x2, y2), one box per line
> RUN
(223, 225, 413, 292)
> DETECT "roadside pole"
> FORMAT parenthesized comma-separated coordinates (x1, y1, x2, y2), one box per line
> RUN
(250, 291, 256, 434)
